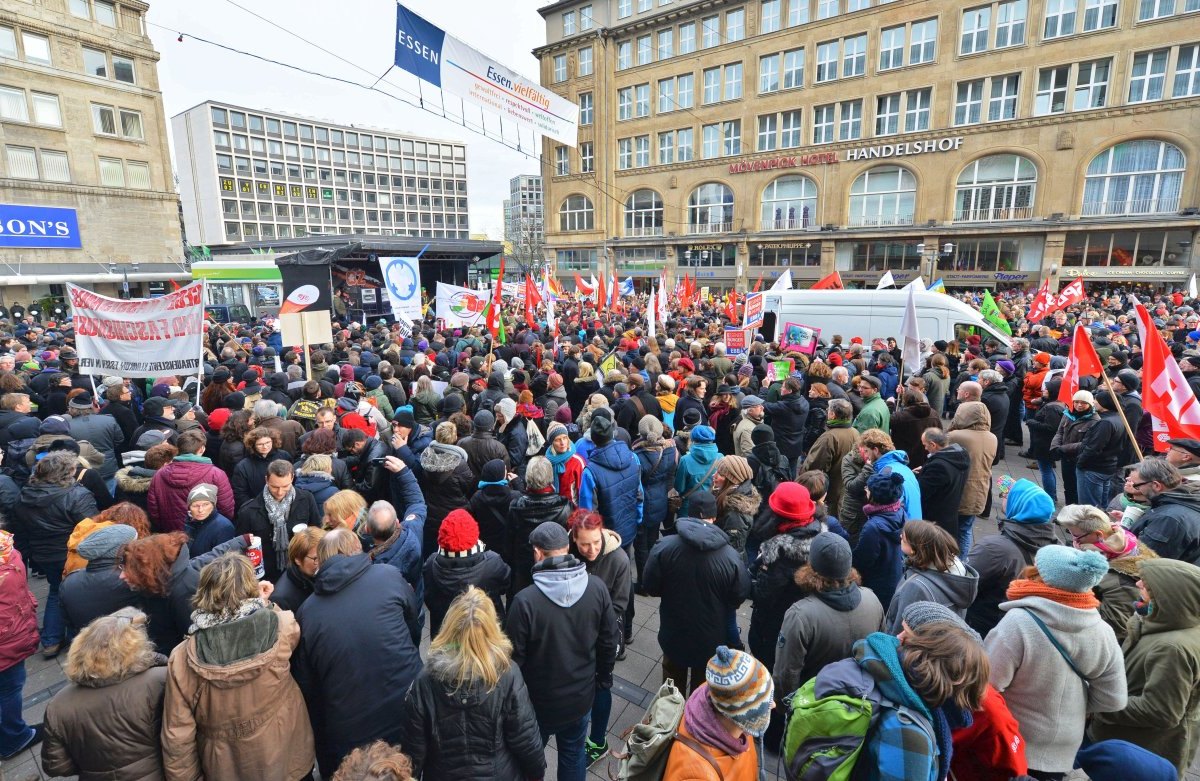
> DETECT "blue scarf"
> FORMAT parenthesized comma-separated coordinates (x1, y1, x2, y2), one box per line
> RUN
(478, 478, 509, 489)
(545, 441, 576, 491)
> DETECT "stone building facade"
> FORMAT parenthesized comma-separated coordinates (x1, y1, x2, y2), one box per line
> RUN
(535, 0, 1200, 292)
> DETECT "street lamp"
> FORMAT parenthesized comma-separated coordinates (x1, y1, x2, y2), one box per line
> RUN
(916, 242, 954, 286)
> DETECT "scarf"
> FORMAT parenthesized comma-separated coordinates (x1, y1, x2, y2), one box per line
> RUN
(478, 477, 509, 489)
(545, 442, 576, 491)
(262, 486, 295, 574)
(827, 416, 852, 427)
(1005, 578, 1101, 609)
(0, 529, 13, 563)
(189, 597, 270, 634)
(684, 685, 749, 757)
(863, 499, 903, 515)
(1084, 527, 1140, 560)
(657, 393, 679, 413)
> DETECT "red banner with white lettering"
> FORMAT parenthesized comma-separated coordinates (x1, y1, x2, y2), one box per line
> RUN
(1133, 299, 1200, 451)
(68, 281, 206, 377)
(1033, 278, 1086, 323)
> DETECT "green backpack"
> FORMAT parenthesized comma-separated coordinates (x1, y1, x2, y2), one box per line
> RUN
(782, 677, 873, 781)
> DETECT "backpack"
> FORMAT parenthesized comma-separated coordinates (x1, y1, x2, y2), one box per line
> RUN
(288, 398, 321, 429)
(782, 677, 937, 781)
(610, 679, 725, 781)
(5, 436, 36, 486)
(525, 418, 546, 456)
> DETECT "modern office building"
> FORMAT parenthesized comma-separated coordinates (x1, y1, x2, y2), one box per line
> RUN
(172, 100, 472, 248)
(535, 0, 1200, 291)
(503, 174, 545, 272)
(0, 0, 185, 304)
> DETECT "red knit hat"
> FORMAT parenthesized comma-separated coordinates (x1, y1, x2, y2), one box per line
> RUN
(438, 509, 480, 554)
(768, 483, 816, 524)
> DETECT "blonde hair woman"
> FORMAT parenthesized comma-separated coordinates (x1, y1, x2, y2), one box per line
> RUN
(322, 489, 369, 534)
(162, 554, 315, 781)
(398, 587, 545, 780)
(42, 608, 167, 779)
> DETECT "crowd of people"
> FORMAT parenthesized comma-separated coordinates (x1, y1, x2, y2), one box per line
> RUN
(0, 283, 1197, 781)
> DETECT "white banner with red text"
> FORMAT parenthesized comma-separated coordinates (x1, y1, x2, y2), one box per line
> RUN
(68, 281, 206, 377)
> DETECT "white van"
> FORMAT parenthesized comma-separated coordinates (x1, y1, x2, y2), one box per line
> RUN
(757, 289, 1012, 348)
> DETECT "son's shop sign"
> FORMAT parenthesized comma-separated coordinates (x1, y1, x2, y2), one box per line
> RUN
(0, 204, 81, 249)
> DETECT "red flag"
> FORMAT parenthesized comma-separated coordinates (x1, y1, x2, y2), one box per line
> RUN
(1026, 278, 1052, 322)
(1058, 324, 1104, 404)
(486, 257, 504, 339)
(752, 274, 763, 293)
(596, 270, 607, 311)
(524, 276, 540, 329)
(611, 272, 622, 314)
(573, 272, 593, 295)
(811, 271, 844, 290)
(1133, 299, 1200, 450)
(1038, 278, 1086, 322)
(724, 290, 737, 322)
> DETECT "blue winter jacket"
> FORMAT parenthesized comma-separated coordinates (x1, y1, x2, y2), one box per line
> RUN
(635, 442, 678, 533)
(184, 512, 237, 557)
(852, 502, 907, 609)
(873, 450, 923, 522)
(371, 517, 426, 606)
(580, 440, 643, 544)
(873, 363, 900, 400)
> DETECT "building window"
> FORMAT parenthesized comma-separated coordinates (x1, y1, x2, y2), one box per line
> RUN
(723, 119, 741, 155)
(617, 41, 632, 69)
(762, 175, 816, 230)
(4, 146, 38, 179)
(580, 92, 593, 125)
(1129, 50, 1168, 102)
(658, 78, 675, 112)
(879, 25, 904, 70)
(127, 161, 150, 189)
(580, 141, 594, 173)
(702, 15, 721, 48)
(1083, 140, 1185, 215)
(758, 114, 778, 151)
(703, 67, 721, 104)
(688, 183, 735, 233)
(813, 104, 835, 143)
(618, 0, 632, 18)
(1138, 0, 1174, 19)
(760, 54, 781, 93)
(92, 103, 116, 135)
(782, 49, 805, 89)
(635, 83, 650, 116)
(581, 5, 593, 29)
(658, 131, 675, 164)
(563, 10, 576, 35)
(849, 166, 916, 226)
(761, 0, 782, 32)
(905, 87, 932, 131)
(0, 28, 13, 59)
(988, 74, 1020, 120)
(679, 22, 696, 54)
(21, 32, 50, 65)
(635, 134, 650, 166)
(1035, 66, 1070, 114)
(0, 86, 28, 122)
(618, 87, 633, 120)
(724, 62, 743, 99)
(726, 8, 745, 41)
(553, 55, 567, 82)
(626, 189, 664, 236)
(843, 34, 867, 77)
(41, 150, 73, 183)
(94, 1, 116, 26)
(677, 74, 694, 107)
(555, 146, 569, 176)
(1176, 43, 1200, 96)
(69, 0, 89, 18)
(677, 128, 694, 161)
(955, 154, 1037, 221)
(1075, 58, 1111, 108)
(954, 80, 985, 125)
(579, 47, 593, 76)
(120, 110, 143, 140)
(98, 156, 125, 187)
(83, 47, 108, 78)
(909, 18, 939, 63)
(838, 99, 863, 140)
(961, 6, 991, 54)
(1084, 0, 1119, 30)
(702, 124, 720, 158)
(788, 0, 810, 24)
(618, 138, 633, 169)
(658, 29, 673, 60)
(113, 55, 135, 84)
(637, 35, 652, 65)
(559, 195, 595, 230)
(818, 0, 840, 19)
(639, 0, 652, 10)
(876, 93, 901, 135)
(1044, 0, 1076, 38)
(816, 40, 839, 82)
(780, 109, 802, 147)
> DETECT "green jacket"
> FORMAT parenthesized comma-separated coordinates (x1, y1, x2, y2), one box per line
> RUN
(853, 394, 891, 434)
(1091, 558, 1200, 774)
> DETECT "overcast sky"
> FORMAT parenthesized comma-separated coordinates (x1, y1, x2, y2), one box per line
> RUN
(148, 0, 547, 239)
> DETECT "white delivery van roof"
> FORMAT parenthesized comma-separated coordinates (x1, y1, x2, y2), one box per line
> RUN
(760, 289, 1012, 346)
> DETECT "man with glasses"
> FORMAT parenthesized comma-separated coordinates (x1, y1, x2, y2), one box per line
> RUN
(1165, 438, 1200, 482)
(1125, 458, 1200, 565)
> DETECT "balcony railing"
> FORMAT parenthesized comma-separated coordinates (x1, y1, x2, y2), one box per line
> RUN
(847, 214, 914, 227)
(764, 219, 813, 231)
(687, 221, 734, 234)
(626, 226, 664, 237)
(1081, 197, 1181, 217)
(953, 206, 1034, 222)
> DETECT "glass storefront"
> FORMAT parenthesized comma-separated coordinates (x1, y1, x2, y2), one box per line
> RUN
(836, 239, 922, 271)
(678, 244, 736, 267)
(1062, 229, 1193, 267)
(751, 241, 820, 266)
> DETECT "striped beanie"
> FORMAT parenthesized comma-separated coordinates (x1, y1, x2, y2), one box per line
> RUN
(705, 646, 774, 738)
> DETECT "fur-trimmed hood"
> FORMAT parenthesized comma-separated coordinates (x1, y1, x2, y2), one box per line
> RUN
(73, 652, 167, 689)
(420, 441, 468, 473)
(722, 483, 762, 517)
(1107, 541, 1159, 579)
(757, 521, 828, 567)
(116, 465, 156, 493)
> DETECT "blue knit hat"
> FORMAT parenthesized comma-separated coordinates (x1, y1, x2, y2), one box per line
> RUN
(1004, 479, 1054, 524)
(705, 646, 774, 738)
(866, 469, 905, 505)
(690, 425, 716, 443)
(1035, 545, 1108, 593)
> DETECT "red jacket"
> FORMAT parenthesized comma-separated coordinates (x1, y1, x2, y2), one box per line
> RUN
(0, 549, 40, 671)
(951, 684, 1028, 781)
(147, 456, 236, 533)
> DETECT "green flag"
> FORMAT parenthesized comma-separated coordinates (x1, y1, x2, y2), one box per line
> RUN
(980, 290, 1012, 335)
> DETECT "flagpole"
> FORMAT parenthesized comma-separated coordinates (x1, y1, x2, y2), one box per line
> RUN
(1099, 372, 1144, 462)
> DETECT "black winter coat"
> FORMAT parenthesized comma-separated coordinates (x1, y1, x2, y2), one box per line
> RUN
(231, 448, 292, 507)
(419, 443, 477, 559)
(423, 548, 511, 636)
(1026, 400, 1066, 461)
(674, 392, 709, 427)
(59, 557, 138, 636)
(270, 564, 315, 613)
(505, 491, 572, 595)
(1131, 484, 1200, 565)
(138, 536, 249, 652)
(801, 397, 829, 453)
(917, 444, 970, 539)
(400, 663, 545, 781)
(468, 485, 517, 555)
(1077, 409, 1124, 473)
(889, 402, 941, 469)
(295, 553, 423, 776)
(100, 400, 140, 451)
(643, 518, 751, 667)
(981, 383, 1011, 464)
(458, 432, 508, 479)
(12, 482, 99, 569)
(764, 392, 810, 459)
(234, 488, 321, 583)
(748, 520, 826, 670)
(965, 520, 1062, 637)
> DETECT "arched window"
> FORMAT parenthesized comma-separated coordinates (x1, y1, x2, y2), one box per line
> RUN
(1083, 140, 1185, 216)
(558, 194, 594, 231)
(954, 154, 1037, 222)
(624, 189, 663, 237)
(847, 166, 915, 227)
(688, 183, 734, 234)
(761, 176, 817, 230)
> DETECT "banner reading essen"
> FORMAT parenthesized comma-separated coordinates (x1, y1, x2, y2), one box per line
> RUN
(394, 4, 578, 146)
(68, 281, 205, 377)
